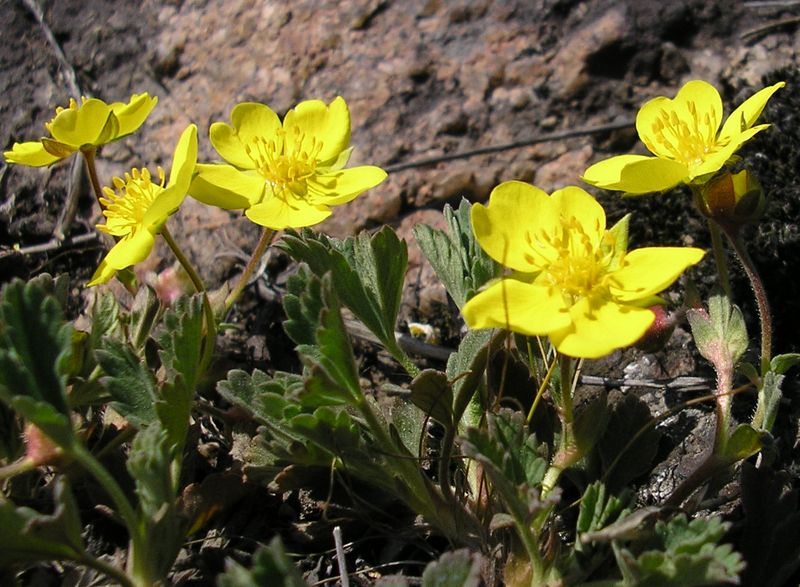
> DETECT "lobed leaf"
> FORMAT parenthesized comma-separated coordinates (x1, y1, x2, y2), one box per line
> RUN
(413, 198, 498, 309)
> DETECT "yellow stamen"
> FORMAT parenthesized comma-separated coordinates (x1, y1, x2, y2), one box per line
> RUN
(97, 167, 165, 237)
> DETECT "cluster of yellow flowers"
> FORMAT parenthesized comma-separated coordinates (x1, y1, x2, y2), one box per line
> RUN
(3, 79, 783, 359)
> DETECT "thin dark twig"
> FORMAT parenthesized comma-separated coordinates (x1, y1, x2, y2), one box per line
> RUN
(383, 119, 634, 173)
(0, 232, 99, 259)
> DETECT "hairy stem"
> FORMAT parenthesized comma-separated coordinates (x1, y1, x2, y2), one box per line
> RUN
(225, 226, 275, 311)
(721, 226, 772, 374)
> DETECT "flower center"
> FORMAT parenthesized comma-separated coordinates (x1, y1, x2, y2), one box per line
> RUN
(245, 126, 323, 195)
(647, 100, 721, 167)
(98, 167, 165, 237)
(528, 216, 611, 305)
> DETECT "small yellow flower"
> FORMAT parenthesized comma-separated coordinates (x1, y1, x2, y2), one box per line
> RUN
(461, 182, 704, 358)
(189, 97, 387, 229)
(582, 80, 784, 195)
(88, 124, 197, 286)
(4, 93, 158, 167)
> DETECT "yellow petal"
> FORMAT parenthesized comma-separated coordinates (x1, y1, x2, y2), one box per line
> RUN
(719, 81, 784, 142)
(103, 230, 156, 271)
(583, 154, 653, 188)
(110, 93, 158, 138)
(636, 81, 722, 159)
(307, 165, 388, 205)
(210, 102, 282, 169)
(143, 184, 182, 230)
(471, 181, 558, 273)
(166, 124, 198, 189)
(3, 141, 62, 167)
(550, 186, 605, 250)
(284, 97, 350, 164)
(610, 247, 705, 302)
(87, 258, 117, 287)
(462, 278, 571, 336)
(691, 124, 770, 181)
(245, 190, 332, 229)
(47, 98, 111, 148)
(189, 164, 263, 209)
(550, 297, 654, 359)
(598, 157, 689, 195)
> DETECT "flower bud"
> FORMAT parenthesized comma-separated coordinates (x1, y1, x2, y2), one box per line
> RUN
(635, 305, 678, 353)
(24, 422, 62, 467)
(699, 170, 765, 227)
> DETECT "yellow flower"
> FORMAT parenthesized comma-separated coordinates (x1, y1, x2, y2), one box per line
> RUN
(88, 124, 197, 286)
(461, 182, 705, 358)
(4, 93, 158, 167)
(582, 80, 784, 195)
(189, 97, 387, 229)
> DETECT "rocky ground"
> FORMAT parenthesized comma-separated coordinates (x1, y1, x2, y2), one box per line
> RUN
(2, 0, 800, 584)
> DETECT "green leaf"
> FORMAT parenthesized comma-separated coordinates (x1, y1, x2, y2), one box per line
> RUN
(0, 278, 73, 417)
(217, 368, 304, 422)
(721, 424, 763, 462)
(461, 408, 550, 525)
(0, 478, 86, 565)
(576, 481, 628, 537)
(218, 536, 307, 587)
(446, 329, 505, 428)
(413, 198, 498, 309)
(299, 275, 362, 407)
(0, 278, 76, 448)
(753, 370, 783, 432)
(280, 226, 407, 353)
(283, 265, 324, 346)
(410, 369, 453, 429)
(126, 422, 185, 580)
(158, 294, 204, 393)
(613, 514, 744, 586)
(770, 352, 800, 375)
(88, 291, 122, 352)
(686, 294, 748, 370)
(156, 294, 205, 449)
(96, 339, 159, 428)
(128, 285, 161, 352)
(421, 548, 482, 587)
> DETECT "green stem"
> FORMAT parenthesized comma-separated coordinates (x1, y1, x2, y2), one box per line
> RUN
(80, 148, 105, 210)
(355, 394, 481, 546)
(541, 355, 577, 499)
(722, 227, 772, 374)
(707, 220, 732, 297)
(70, 444, 141, 552)
(0, 457, 36, 482)
(161, 225, 217, 377)
(224, 226, 275, 311)
(527, 353, 557, 424)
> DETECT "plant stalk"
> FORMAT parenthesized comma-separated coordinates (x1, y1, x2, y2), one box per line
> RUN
(225, 226, 275, 311)
(80, 148, 105, 210)
(720, 226, 772, 374)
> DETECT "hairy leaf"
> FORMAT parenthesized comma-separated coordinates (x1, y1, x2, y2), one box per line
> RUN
(218, 536, 306, 587)
(413, 198, 498, 309)
(0, 478, 85, 565)
(0, 278, 74, 445)
(280, 227, 407, 353)
(96, 338, 158, 428)
(421, 548, 482, 587)
(614, 514, 744, 586)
